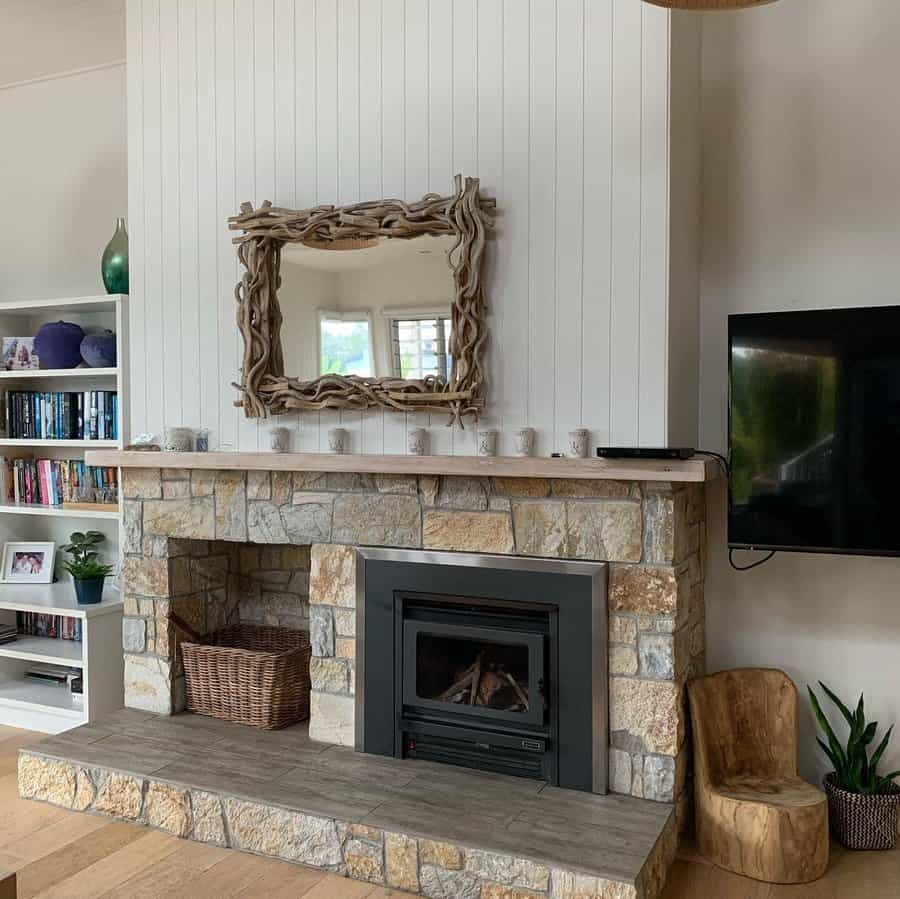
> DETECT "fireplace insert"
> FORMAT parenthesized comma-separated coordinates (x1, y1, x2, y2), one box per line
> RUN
(356, 548, 608, 793)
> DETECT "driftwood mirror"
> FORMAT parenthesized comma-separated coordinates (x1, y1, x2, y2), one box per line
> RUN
(230, 176, 495, 426)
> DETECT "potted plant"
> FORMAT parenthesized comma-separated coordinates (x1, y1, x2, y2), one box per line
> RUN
(61, 531, 114, 605)
(808, 682, 900, 850)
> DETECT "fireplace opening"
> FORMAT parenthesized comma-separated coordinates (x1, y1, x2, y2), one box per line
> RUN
(399, 595, 554, 779)
(357, 549, 608, 793)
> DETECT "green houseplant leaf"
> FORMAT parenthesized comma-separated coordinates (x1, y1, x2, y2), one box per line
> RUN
(809, 683, 900, 796)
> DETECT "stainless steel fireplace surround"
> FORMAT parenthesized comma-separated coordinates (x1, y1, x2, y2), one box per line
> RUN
(355, 548, 609, 794)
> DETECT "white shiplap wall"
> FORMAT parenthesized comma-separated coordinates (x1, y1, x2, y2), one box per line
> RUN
(127, 0, 690, 455)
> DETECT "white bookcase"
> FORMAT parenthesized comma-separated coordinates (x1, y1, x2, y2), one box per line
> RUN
(0, 295, 127, 732)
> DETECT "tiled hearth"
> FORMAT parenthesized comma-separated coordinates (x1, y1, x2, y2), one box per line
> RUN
(20, 463, 709, 899)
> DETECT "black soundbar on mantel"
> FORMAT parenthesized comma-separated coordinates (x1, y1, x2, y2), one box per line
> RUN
(596, 447, 696, 461)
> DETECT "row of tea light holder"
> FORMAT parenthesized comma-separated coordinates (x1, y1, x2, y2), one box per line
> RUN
(267, 425, 592, 458)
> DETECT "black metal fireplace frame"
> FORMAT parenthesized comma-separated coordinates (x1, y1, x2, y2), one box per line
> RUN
(355, 548, 609, 794)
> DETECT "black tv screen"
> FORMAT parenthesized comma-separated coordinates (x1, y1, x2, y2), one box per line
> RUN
(729, 306, 900, 557)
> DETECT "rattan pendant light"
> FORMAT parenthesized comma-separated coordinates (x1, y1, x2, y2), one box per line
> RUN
(643, 0, 778, 9)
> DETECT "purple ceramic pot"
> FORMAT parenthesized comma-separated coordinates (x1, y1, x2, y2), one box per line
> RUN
(34, 321, 85, 369)
(80, 331, 117, 368)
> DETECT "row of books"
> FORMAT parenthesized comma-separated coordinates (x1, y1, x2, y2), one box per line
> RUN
(1, 458, 119, 507)
(0, 623, 15, 645)
(4, 391, 119, 441)
(16, 612, 82, 642)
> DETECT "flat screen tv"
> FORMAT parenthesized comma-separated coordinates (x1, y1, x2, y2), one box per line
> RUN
(729, 306, 900, 557)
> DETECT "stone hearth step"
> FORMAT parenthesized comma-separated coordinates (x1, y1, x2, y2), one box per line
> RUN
(18, 709, 678, 899)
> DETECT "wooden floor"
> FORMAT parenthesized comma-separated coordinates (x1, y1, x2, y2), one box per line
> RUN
(4, 726, 899, 898)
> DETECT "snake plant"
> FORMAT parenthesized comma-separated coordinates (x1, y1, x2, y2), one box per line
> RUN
(808, 682, 900, 795)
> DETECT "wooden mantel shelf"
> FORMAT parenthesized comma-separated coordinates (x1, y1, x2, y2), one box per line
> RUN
(85, 450, 719, 483)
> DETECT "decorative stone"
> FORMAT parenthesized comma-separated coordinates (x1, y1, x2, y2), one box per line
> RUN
(190, 555, 229, 591)
(348, 824, 383, 841)
(93, 772, 144, 819)
(191, 470, 216, 497)
(326, 472, 375, 492)
(123, 500, 142, 554)
(566, 502, 643, 563)
(489, 497, 511, 512)
(609, 677, 682, 756)
(491, 477, 550, 498)
(551, 479, 638, 500)
(418, 476, 440, 507)
(609, 566, 678, 616)
(163, 480, 191, 499)
(310, 657, 349, 694)
(18, 754, 75, 807)
(144, 782, 192, 837)
(73, 768, 96, 811)
(284, 494, 334, 543)
(642, 755, 676, 803)
(423, 511, 515, 554)
(420, 839, 463, 870)
(419, 864, 481, 899)
(310, 606, 335, 657)
(272, 471, 293, 506)
(247, 470, 271, 500)
(248, 502, 289, 543)
(375, 474, 417, 494)
(122, 556, 169, 597)
(123, 468, 161, 499)
(512, 502, 567, 557)
(332, 494, 420, 547)
(437, 476, 489, 510)
(642, 491, 676, 564)
(385, 832, 419, 892)
(639, 634, 674, 679)
(609, 645, 638, 676)
(335, 637, 354, 660)
(161, 468, 190, 480)
(310, 545, 356, 608)
(344, 838, 384, 883)
(122, 617, 146, 653)
(549, 870, 637, 899)
(333, 608, 355, 637)
(167, 556, 191, 596)
(609, 616, 637, 645)
(144, 498, 215, 540)
(481, 885, 545, 899)
(293, 471, 327, 492)
(215, 472, 247, 541)
(308, 691, 354, 746)
(608, 748, 632, 795)
(191, 790, 227, 845)
(225, 799, 343, 867)
(465, 849, 550, 891)
(124, 654, 173, 714)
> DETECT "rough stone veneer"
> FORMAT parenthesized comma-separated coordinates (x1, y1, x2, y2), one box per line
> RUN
(18, 750, 680, 899)
(121, 467, 706, 806)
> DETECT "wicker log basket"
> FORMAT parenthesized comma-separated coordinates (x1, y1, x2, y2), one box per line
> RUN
(175, 616, 311, 730)
(824, 774, 900, 851)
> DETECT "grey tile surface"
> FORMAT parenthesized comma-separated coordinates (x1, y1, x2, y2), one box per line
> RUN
(24, 711, 671, 883)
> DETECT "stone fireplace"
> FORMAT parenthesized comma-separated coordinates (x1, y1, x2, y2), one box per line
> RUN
(118, 463, 707, 807)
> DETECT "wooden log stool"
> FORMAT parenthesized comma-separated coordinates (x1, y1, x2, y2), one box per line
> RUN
(687, 668, 829, 884)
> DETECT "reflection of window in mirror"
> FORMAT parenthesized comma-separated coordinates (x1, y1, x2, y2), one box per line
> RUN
(318, 310, 375, 378)
(384, 309, 452, 382)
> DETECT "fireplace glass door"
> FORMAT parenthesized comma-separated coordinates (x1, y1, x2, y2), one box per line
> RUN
(402, 618, 546, 729)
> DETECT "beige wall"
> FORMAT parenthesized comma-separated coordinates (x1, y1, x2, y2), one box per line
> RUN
(0, 0, 126, 302)
(700, 0, 900, 780)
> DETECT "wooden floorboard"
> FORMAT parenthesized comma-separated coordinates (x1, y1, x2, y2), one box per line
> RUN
(6, 725, 899, 898)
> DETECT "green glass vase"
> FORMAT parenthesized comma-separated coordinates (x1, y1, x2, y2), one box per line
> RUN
(101, 217, 129, 294)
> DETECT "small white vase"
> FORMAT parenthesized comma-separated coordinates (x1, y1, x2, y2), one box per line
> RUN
(477, 429, 499, 457)
(328, 427, 348, 454)
(568, 428, 590, 459)
(408, 428, 428, 456)
(513, 428, 536, 457)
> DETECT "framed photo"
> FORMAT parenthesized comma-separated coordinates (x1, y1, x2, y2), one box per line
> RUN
(1, 337, 38, 371)
(2, 542, 55, 584)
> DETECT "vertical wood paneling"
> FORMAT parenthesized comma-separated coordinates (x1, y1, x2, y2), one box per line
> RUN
(126, 0, 146, 435)
(128, 0, 678, 454)
(609, 0, 642, 445)
(582, 0, 613, 446)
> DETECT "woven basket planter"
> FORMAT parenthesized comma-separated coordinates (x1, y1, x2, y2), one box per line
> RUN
(824, 774, 900, 850)
(181, 623, 311, 730)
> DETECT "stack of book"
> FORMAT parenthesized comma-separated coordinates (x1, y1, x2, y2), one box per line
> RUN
(4, 390, 119, 440)
(16, 612, 82, 642)
(1, 458, 118, 507)
(0, 623, 16, 645)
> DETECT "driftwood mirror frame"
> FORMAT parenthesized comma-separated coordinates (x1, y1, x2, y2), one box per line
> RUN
(229, 175, 495, 426)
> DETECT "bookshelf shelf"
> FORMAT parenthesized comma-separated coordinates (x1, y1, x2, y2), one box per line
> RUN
(0, 294, 126, 732)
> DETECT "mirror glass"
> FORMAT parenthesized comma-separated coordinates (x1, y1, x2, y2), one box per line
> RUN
(279, 234, 456, 385)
